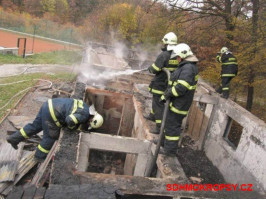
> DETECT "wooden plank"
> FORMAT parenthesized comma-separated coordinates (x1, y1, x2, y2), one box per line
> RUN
(1, 151, 37, 196)
(22, 185, 37, 199)
(6, 186, 24, 199)
(197, 115, 210, 150)
(193, 94, 218, 105)
(0, 140, 24, 182)
(33, 187, 46, 199)
(191, 107, 204, 140)
(82, 132, 151, 154)
(31, 141, 58, 187)
(117, 98, 135, 137)
(187, 102, 197, 136)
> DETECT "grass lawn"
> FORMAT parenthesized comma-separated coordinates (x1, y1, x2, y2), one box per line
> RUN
(0, 50, 83, 65)
(0, 72, 76, 121)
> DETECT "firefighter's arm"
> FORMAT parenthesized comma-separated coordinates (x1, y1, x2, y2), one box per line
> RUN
(65, 112, 89, 130)
(171, 67, 194, 97)
(216, 53, 222, 63)
(148, 53, 166, 74)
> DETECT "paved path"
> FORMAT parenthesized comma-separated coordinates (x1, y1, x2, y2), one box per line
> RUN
(0, 64, 77, 77)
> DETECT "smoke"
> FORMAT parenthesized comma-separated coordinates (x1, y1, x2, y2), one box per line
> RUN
(75, 36, 161, 86)
(75, 43, 141, 87)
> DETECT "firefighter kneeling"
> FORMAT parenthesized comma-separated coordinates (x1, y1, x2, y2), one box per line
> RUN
(160, 43, 199, 156)
(7, 98, 103, 162)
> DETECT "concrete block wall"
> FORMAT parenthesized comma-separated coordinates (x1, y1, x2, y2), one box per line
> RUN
(0, 48, 19, 56)
(204, 97, 266, 193)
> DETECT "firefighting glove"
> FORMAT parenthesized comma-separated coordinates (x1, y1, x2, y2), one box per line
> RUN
(160, 88, 172, 103)
(148, 66, 153, 73)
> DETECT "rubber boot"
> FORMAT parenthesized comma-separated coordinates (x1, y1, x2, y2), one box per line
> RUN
(34, 156, 45, 163)
(143, 113, 155, 122)
(6, 131, 25, 150)
(215, 86, 222, 94)
(159, 147, 176, 157)
(151, 126, 160, 134)
(222, 90, 229, 99)
(152, 135, 165, 147)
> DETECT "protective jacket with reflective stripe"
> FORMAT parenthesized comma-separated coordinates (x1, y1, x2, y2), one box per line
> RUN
(167, 60, 198, 115)
(50, 98, 90, 129)
(216, 52, 238, 77)
(148, 49, 178, 94)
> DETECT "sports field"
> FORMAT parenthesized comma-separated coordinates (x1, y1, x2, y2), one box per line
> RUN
(0, 29, 80, 54)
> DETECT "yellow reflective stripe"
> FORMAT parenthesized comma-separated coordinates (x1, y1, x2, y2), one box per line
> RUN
(151, 109, 154, 114)
(168, 60, 179, 65)
(69, 99, 80, 124)
(72, 99, 78, 114)
(48, 99, 62, 127)
(177, 80, 197, 90)
(195, 75, 199, 81)
(78, 100, 84, 109)
(77, 125, 82, 131)
(161, 95, 166, 101)
(20, 128, 29, 139)
(38, 144, 50, 154)
(169, 102, 188, 115)
(172, 86, 178, 96)
(69, 114, 78, 124)
(229, 58, 236, 61)
(222, 62, 238, 65)
(165, 67, 176, 71)
(216, 56, 221, 62)
(148, 87, 164, 95)
(165, 135, 180, 141)
(177, 80, 190, 89)
(68, 125, 76, 129)
(222, 87, 229, 90)
(168, 80, 173, 85)
(155, 120, 162, 124)
(152, 64, 161, 71)
(221, 74, 236, 77)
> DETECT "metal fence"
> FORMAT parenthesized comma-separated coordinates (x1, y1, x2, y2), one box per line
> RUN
(0, 10, 82, 44)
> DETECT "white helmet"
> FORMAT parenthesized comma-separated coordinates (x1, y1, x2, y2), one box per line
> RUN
(220, 47, 228, 54)
(172, 43, 193, 59)
(89, 112, 103, 129)
(162, 32, 178, 45)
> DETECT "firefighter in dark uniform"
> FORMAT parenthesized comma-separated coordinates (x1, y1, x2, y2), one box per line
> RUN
(216, 47, 238, 99)
(144, 32, 179, 134)
(7, 98, 103, 161)
(160, 43, 199, 155)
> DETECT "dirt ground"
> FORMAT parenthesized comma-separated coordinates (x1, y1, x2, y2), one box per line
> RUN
(177, 139, 225, 184)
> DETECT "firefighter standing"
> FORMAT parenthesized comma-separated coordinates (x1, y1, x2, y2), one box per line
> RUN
(216, 47, 238, 99)
(160, 43, 198, 155)
(144, 32, 179, 134)
(7, 98, 103, 161)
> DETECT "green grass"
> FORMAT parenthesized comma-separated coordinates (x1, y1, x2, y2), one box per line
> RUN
(0, 50, 83, 65)
(0, 72, 76, 121)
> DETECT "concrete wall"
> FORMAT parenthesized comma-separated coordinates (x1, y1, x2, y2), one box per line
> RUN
(0, 47, 18, 56)
(204, 97, 266, 193)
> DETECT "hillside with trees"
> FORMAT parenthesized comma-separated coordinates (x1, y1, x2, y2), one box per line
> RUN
(0, 0, 265, 120)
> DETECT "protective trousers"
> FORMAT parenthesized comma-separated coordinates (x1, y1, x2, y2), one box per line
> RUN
(164, 110, 185, 153)
(152, 94, 165, 129)
(216, 77, 233, 99)
(7, 102, 60, 159)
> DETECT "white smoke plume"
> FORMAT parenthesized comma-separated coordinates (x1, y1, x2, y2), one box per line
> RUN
(75, 43, 141, 87)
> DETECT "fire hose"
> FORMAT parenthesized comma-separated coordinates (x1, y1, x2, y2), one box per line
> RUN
(145, 68, 170, 177)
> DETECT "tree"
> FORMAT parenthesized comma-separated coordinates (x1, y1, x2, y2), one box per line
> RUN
(40, 0, 56, 14)
(245, 0, 262, 110)
(165, 0, 247, 48)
